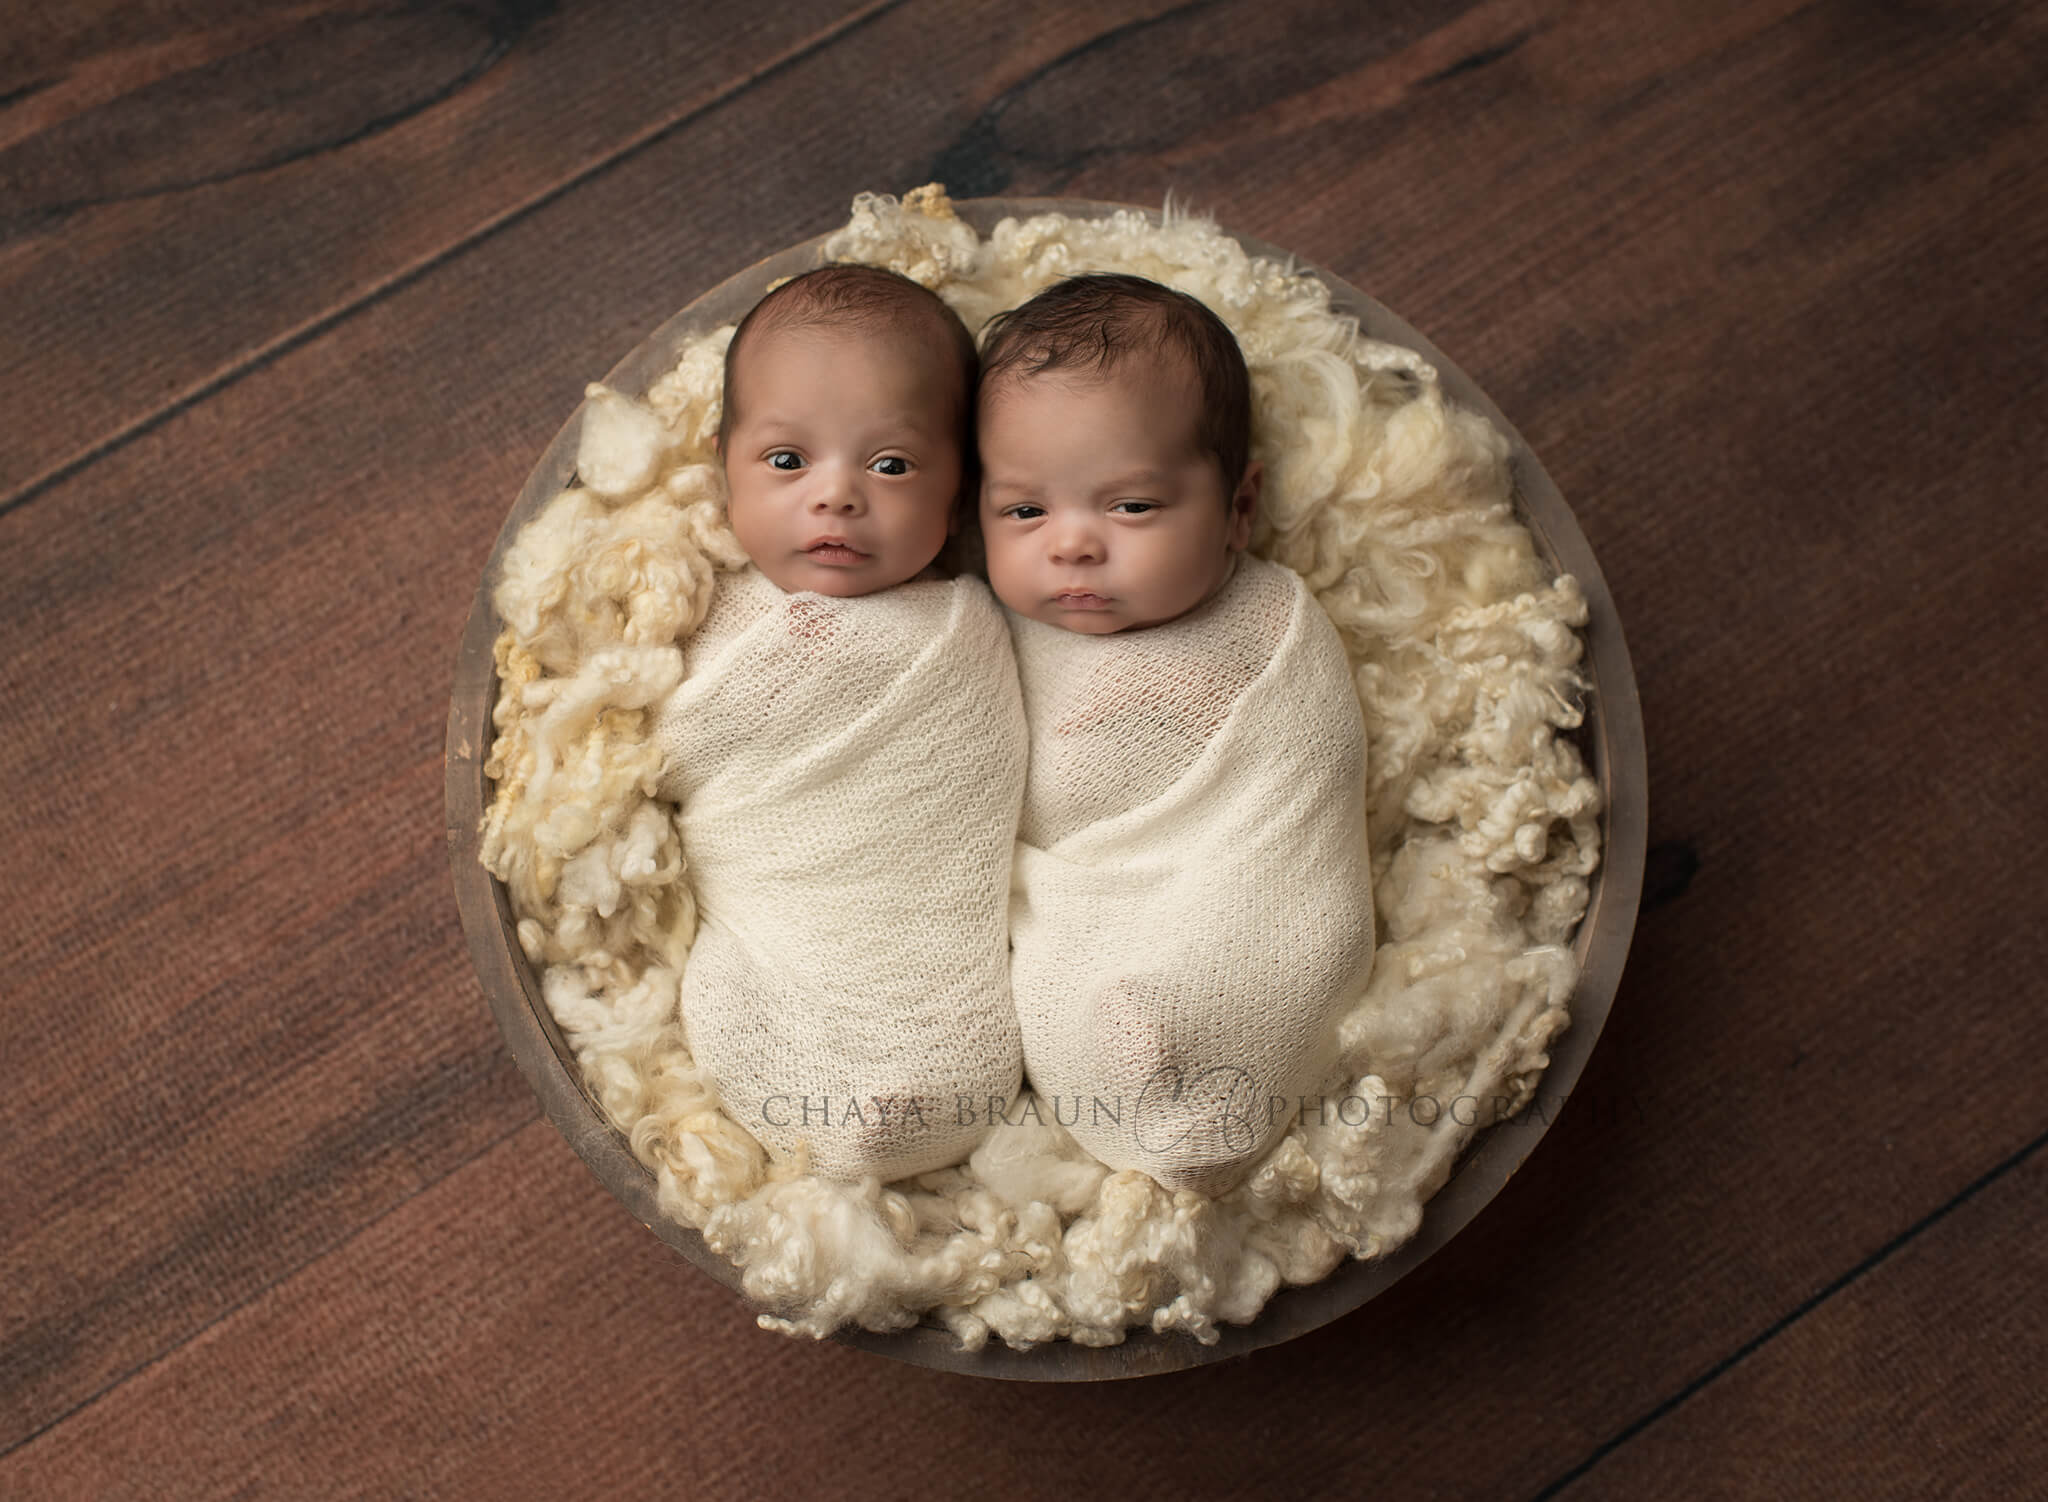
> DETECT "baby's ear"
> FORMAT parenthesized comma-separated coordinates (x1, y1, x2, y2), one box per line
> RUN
(1228, 461, 1262, 550)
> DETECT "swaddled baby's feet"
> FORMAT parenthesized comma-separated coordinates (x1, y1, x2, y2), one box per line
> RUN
(786, 1087, 965, 1184)
(1093, 979, 1271, 1196)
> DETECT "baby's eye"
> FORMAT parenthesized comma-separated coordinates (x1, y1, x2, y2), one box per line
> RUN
(767, 450, 804, 471)
(1110, 500, 1157, 514)
(870, 456, 912, 477)
(1003, 504, 1046, 521)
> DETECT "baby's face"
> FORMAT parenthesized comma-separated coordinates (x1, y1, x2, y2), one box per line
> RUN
(722, 327, 961, 596)
(978, 354, 1255, 634)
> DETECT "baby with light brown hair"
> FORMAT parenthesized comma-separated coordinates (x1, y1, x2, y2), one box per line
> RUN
(977, 273, 1376, 1194)
(652, 265, 1025, 1183)
(715, 264, 976, 596)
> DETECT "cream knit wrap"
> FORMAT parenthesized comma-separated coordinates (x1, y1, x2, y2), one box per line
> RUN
(1009, 556, 1374, 1193)
(651, 565, 1026, 1182)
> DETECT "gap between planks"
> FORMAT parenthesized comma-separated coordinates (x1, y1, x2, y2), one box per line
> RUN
(1523, 1122, 2048, 1502)
(0, 1110, 545, 1464)
(0, 0, 910, 524)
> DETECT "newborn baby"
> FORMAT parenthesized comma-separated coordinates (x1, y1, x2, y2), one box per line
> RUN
(978, 273, 1376, 1194)
(653, 265, 1026, 1182)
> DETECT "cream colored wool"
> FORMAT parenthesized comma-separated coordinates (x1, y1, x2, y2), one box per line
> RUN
(1008, 555, 1374, 1194)
(650, 565, 1027, 1182)
(481, 186, 1601, 1346)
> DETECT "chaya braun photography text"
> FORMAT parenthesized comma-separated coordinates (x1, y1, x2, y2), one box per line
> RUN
(754, 1064, 1631, 1153)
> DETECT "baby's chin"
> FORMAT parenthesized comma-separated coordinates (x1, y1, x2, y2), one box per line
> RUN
(756, 556, 923, 598)
(1052, 611, 1132, 634)
(1018, 597, 1202, 635)
(1001, 564, 1238, 634)
(1006, 598, 1153, 634)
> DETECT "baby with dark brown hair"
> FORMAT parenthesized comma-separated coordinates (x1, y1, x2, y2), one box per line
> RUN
(978, 273, 1376, 1194)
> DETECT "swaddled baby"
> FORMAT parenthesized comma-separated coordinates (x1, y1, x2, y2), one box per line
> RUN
(978, 274, 1376, 1195)
(653, 266, 1026, 1182)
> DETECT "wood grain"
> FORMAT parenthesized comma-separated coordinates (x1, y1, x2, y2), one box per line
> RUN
(1, 0, 2043, 1490)
(1552, 1142, 2048, 1501)
(0, 0, 907, 503)
(0, 1126, 772, 1499)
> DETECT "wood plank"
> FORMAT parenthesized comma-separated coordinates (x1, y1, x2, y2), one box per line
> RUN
(0, 1126, 779, 1498)
(0, 0, 1186, 503)
(2, 0, 2043, 1487)
(1552, 1143, 2048, 1500)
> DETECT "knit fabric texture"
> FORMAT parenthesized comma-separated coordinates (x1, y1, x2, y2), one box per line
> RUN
(652, 566, 1026, 1182)
(1009, 556, 1373, 1193)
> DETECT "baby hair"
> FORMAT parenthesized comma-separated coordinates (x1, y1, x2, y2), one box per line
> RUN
(977, 272, 1252, 492)
(719, 263, 978, 452)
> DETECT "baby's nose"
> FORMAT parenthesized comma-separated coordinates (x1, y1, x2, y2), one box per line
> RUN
(807, 466, 866, 514)
(1049, 520, 1102, 563)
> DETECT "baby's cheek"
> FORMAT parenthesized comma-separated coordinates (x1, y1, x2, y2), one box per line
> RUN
(981, 541, 1026, 611)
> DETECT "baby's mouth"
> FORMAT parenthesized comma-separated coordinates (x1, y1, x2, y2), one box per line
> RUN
(805, 538, 869, 563)
(1054, 591, 1111, 609)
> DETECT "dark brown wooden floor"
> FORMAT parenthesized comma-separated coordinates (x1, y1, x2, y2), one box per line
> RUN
(4, 1, 2043, 1496)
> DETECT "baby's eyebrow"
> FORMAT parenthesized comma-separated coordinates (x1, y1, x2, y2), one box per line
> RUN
(1095, 469, 1170, 492)
(984, 479, 1045, 498)
(745, 411, 938, 441)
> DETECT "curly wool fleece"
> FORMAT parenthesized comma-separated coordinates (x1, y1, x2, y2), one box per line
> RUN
(479, 187, 1601, 1349)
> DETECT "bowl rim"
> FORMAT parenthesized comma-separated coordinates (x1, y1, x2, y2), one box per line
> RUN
(444, 194, 1647, 1381)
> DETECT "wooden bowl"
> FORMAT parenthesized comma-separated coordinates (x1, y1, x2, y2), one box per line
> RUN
(445, 197, 1647, 1380)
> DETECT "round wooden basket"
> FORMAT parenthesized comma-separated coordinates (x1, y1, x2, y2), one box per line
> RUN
(445, 197, 1647, 1380)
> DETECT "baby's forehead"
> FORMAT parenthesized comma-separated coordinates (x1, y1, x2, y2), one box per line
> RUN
(980, 342, 1200, 409)
(739, 318, 967, 397)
